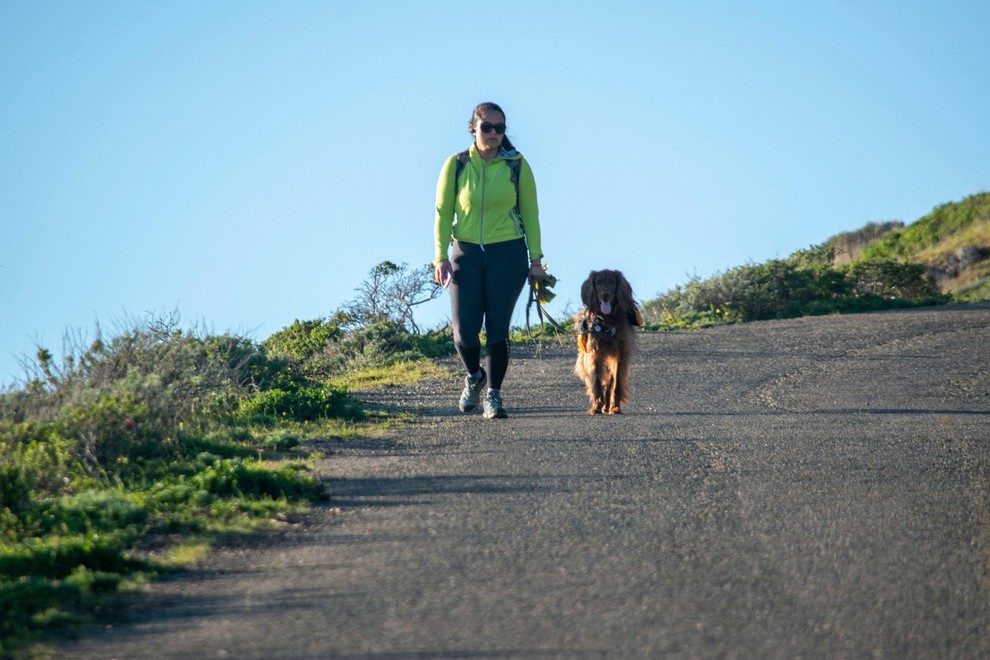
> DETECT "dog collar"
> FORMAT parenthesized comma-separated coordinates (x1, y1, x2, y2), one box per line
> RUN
(580, 316, 617, 337)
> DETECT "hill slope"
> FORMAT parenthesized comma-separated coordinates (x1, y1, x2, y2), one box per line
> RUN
(837, 191, 990, 301)
(641, 191, 989, 329)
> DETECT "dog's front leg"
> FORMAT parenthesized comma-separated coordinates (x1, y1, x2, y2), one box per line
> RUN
(589, 355, 607, 415)
(605, 354, 621, 414)
(590, 374, 605, 414)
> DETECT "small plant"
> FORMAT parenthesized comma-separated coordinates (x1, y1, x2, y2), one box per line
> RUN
(240, 383, 364, 422)
(262, 431, 301, 452)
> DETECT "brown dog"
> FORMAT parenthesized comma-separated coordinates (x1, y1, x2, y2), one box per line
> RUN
(574, 269, 641, 415)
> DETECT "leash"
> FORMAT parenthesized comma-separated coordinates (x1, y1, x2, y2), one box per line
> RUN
(526, 283, 568, 337)
(524, 267, 569, 339)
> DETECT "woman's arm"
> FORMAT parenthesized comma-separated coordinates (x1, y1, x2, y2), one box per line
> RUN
(518, 157, 542, 263)
(434, 154, 459, 265)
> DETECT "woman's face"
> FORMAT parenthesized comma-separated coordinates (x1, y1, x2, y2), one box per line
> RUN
(472, 110, 506, 153)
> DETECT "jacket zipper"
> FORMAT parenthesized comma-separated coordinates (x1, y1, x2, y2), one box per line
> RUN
(479, 160, 487, 251)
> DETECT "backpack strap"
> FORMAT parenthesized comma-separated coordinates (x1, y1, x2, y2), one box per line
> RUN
(506, 157, 522, 221)
(453, 150, 470, 197)
(505, 157, 521, 195)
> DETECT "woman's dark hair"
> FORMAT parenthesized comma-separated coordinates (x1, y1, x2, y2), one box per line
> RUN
(469, 101, 516, 152)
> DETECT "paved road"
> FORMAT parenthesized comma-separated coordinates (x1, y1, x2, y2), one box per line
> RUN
(56, 305, 990, 658)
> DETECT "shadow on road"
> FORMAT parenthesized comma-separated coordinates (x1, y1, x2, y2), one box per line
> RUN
(323, 473, 572, 509)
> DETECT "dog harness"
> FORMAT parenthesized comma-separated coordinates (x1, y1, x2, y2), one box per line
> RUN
(579, 315, 618, 338)
(577, 314, 617, 354)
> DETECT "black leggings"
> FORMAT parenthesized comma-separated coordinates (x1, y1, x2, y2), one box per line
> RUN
(450, 238, 528, 389)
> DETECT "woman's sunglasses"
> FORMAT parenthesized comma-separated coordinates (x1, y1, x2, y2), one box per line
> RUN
(479, 122, 506, 135)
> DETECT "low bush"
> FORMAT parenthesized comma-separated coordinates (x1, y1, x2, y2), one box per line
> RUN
(643, 246, 944, 328)
(240, 383, 364, 422)
(189, 457, 323, 501)
(261, 316, 346, 382)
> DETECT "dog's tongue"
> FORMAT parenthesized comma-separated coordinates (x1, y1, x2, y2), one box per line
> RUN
(600, 301, 612, 315)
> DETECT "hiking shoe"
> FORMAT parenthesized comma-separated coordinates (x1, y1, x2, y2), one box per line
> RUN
(483, 391, 508, 419)
(459, 369, 487, 412)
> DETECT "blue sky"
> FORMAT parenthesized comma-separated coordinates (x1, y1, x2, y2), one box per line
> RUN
(2, 0, 988, 384)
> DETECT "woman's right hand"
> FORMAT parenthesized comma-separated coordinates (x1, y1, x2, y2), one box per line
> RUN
(434, 260, 453, 288)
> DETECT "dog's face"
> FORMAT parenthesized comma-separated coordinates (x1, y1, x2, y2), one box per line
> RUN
(581, 269, 632, 317)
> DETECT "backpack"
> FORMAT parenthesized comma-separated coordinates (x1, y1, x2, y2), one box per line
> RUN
(453, 150, 522, 217)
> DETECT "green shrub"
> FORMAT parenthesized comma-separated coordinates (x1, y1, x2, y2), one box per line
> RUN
(0, 421, 77, 504)
(0, 466, 33, 518)
(410, 327, 455, 358)
(1, 576, 80, 641)
(0, 533, 142, 581)
(64, 565, 123, 594)
(190, 457, 322, 501)
(644, 246, 943, 328)
(842, 259, 940, 300)
(262, 431, 301, 451)
(338, 319, 420, 368)
(260, 310, 454, 381)
(262, 317, 344, 365)
(10, 314, 258, 433)
(240, 383, 363, 422)
(34, 491, 148, 537)
(827, 221, 905, 260)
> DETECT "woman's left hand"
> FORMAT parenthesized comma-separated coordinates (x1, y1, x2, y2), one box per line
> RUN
(528, 264, 545, 284)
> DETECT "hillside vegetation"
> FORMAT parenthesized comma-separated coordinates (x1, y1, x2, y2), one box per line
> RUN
(0, 263, 453, 654)
(643, 191, 990, 328)
(856, 192, 990, 301)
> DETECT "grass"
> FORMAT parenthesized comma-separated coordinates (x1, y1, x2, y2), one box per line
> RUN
(952, 262, 990, 302)
(335, 358, 453, 391)
(154, 540, 211, 568)
(0, 407, 424, 655)
(915, 220, 990, 264)
(0, 425, 327, 653)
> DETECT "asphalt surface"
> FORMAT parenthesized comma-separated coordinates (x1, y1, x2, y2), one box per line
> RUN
(54, 304, 990, 658)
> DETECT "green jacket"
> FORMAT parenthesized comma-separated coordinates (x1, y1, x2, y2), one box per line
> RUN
(434, 144, 542, 264)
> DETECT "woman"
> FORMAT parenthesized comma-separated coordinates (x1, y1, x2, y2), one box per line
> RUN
(434, 102, 544, 419)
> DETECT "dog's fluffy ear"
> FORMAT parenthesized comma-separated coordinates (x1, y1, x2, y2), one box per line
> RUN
(581, 271, 598, 308)
(615, 271, 635, 312)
